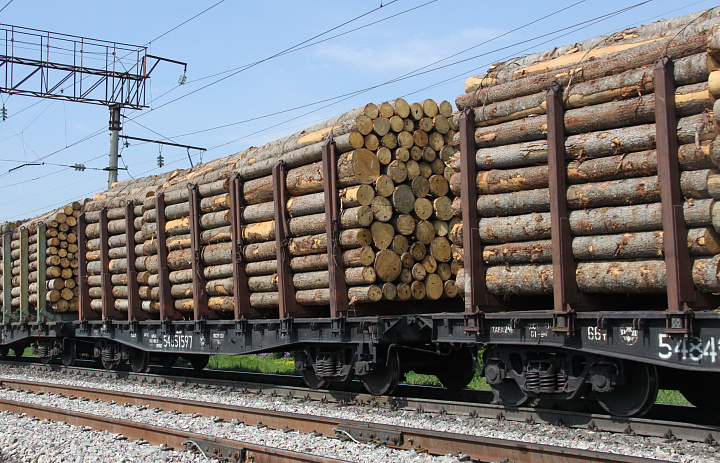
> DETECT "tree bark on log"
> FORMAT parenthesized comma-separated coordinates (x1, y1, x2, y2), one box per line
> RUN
(452, 228, 720, 264)
(241, 206, 373, 244)
(459, 17, 716, 104)
(456, 256, 720, 296)
(459, 83, 712, 150)
(471, 199, 718, 243)
(460, 53, 710, 125)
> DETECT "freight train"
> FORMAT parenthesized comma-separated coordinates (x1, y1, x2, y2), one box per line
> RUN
(2, 7, 720, 418)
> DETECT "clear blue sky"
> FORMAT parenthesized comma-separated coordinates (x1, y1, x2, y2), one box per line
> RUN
(0, 0, 713, 221)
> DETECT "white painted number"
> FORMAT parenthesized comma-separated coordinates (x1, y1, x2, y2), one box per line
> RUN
(658, 334, 719, 363)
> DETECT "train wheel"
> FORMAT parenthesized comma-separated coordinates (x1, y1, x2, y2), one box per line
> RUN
(301, 368, 329, 390)
(361, 349, 400, 396)
(491, 380, 532, 407)
(160, 354, 179, 368)
(60, 341, 76, 367)
(596, 361, 658, 417)
(129, 349, 150, 373)
(186, 354, 209, 371)
(0, 346, 8, 358)
(437, 349, 476, 391)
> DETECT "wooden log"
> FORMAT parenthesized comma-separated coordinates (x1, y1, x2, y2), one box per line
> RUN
(143, 193, 230, 222)
(172, 285, 382, 311)
(392, 184, 415, 214)
(238, 148, 380, 206)
(462, 53, 710, 126)
(374, 249, 402, 282)
(468, 228, 720, 264)
(472, 258, 720, 296)
(459, 18, 715, 104)
(371, 222, 395, 250)
(141, 210, 230, 240)
(471, 199, 718, 243)
(461, 82, 712, 149)
(142, 226, 231, 255)
(142, 179, 229, 211)
(451, 142, 720, 196)
(473, 170, 714, 217)
(241, 206, 372, 244)
(159, 247, 375, 283)
(233, 229, 372, 262)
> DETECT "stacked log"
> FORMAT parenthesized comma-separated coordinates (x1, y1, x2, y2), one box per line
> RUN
(111, 105, 381, 314)
(74, 98, 464, 316)
(451, 7, 720, 297)
(0, 203, 83, 316)
(353, 99, 461, 301)
(83, 201, 144, 313)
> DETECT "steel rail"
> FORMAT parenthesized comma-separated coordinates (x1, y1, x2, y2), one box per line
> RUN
(3, 360, 719, 444)
(1, 379, 654, 463)
(0, 396, 351, 463)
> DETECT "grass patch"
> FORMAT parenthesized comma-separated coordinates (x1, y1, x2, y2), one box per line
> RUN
(207, 353, 297, 375)
(656, 389, 691, 406)
(403, 371, 491, 390)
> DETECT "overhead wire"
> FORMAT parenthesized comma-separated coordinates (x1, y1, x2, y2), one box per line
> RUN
(0, 0, 14, 14)
(123, 0, 402, 118)
(129, 0, 650, 173)
(1, 0, 407, 173)
(153, 0, 647, 148)
(0, 0, 702, 216)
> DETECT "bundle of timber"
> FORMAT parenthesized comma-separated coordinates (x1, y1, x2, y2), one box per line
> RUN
(78, 98, 462, 317)
(0, 202, 83, 316)
(451, 7, 720, 297)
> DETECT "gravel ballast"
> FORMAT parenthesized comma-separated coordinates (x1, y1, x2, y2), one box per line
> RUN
(0, 364, 716, 462)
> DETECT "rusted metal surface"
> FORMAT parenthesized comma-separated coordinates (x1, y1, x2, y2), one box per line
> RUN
(0, 396, 347, 463)
(188, 184, 210, 320)
(322, 140, 349, 319)
(2, 233, 11, 322)
(229, 173, 252, 320)
(124, 201, 141, 321)
(35, 223, 47, 321)
(655, 56, 695, 335)
(459, 109, 489, 333)
(18, 227, 29, 321)
(0, 379, 651, 463)
(546, 82, 578, 333)
(273, 161, 299, 319)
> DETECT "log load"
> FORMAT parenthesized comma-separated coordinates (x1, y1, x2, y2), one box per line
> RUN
(451, 6, 720, 302)
(1, 202, 84, 316)
(84, 97, 461, 316)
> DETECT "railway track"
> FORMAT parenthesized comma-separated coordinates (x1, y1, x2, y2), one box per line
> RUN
(2, 359, 717, 445)
(0, 376, 653, 463)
